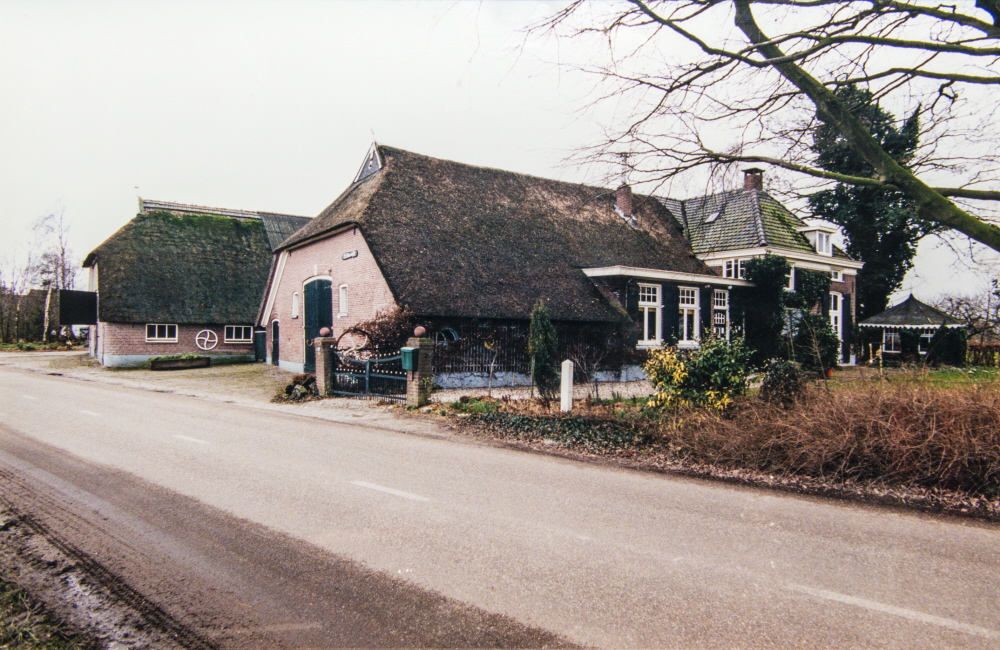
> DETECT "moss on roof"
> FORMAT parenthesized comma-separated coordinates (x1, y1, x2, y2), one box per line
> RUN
(660, 189, 853, 259)
(85, 211, 273, 324)
(280, 146, 714, 322)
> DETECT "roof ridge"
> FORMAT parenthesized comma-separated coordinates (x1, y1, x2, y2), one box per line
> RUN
(375, 144, 618, 199)
(752, 190, 767, 246)
(140, 199, 308, 221)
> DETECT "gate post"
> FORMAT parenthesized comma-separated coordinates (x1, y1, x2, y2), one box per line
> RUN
(314, 337, 338, 396)
(405, 335, 434, 407)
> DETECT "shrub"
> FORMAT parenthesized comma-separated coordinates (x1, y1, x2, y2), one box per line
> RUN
(645, 336, 753, 411)
(790, 312, 841, 371)
(528, 300, 559, 399)
(663, 380, 1000, 495)
(759, 359, 804, 405)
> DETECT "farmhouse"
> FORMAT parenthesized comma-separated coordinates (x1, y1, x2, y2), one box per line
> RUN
(257, 145, 754, 382)
(658, 169, 863, 362)
(84, 200, 310, 367)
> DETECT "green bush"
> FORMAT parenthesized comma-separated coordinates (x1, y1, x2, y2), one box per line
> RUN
(790, 312, 841, 371)
(644, 336, 753, 410)
(759, 359, 804, 405)
(148, 353, 206, 362)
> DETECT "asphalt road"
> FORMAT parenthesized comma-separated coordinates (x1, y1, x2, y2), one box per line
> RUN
(2, 366, 999, 649)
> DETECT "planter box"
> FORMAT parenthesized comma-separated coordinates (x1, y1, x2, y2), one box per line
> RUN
(150, 356, 210, 371)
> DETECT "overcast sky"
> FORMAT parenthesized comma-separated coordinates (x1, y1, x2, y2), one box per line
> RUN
(1, 0, 993, 302)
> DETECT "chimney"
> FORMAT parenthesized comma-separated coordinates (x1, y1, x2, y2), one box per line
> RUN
(615, 184, 633, 220)
(743, 168, 764, 191)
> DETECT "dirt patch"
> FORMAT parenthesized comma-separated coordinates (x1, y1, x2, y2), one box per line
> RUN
(0, 507, 201, 650)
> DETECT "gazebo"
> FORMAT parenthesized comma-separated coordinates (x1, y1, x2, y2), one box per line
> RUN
(858, 295, 965, 363)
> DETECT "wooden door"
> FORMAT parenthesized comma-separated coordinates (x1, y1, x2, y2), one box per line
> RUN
(304, 279, 333, 374)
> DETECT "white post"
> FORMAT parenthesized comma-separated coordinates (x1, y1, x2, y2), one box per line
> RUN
(560, 359, 573, 413)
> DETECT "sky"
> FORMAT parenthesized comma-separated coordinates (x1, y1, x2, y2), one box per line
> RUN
(0, 0, 993, 302)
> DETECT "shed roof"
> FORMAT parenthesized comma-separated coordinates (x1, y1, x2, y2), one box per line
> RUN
(858, 295, 963, 329)
(658, 189, 852, 260)
(84, 201, 309, 324)
(279, 145, 714, 322)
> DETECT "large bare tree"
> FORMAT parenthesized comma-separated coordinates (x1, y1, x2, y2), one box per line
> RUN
(542, 1, 1000, 250)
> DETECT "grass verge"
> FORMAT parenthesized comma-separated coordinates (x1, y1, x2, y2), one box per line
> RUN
(0, 579, 92, 649)
(445, 372, 1000, 520)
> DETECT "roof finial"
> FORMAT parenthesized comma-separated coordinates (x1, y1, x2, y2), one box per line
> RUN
(370, 127, 378, 146)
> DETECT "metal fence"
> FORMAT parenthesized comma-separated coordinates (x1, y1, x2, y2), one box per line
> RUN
(330, 348, 407, 401)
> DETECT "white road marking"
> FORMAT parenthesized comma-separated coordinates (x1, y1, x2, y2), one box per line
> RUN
(21, 395, 37, 400)
(80, 410, 100, 416)
(173, 435, 209, 445)
(350, 481, 430, 502)
(785, 582, 1000, 641)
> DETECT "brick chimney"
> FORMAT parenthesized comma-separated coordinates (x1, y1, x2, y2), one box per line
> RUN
(743, 168, 764, 191)
(615, 184, 633, 220)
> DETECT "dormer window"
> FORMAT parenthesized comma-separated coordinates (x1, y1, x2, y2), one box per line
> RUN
(816, 231, 832, 256)
(797, 224, 836, 257)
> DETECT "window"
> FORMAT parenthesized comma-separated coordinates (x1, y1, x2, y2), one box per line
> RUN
(637, 283, 661, 345)
(678, 287, 699, 344)
(723, 259, 747, 280)
(225, 325, 253, 343)
(712, 290, 729, 339)
(883, 329, 901, 353)
(291, 292, 300, 318)
(829, 292, 842, 349)
(831, 269, 843, 282)
(145, 324, 177, 342)
(816, 232, 832, 256)
(785, 266, 795, 291)
(919, 330, 935, 354)
(338, 284, 349, 317)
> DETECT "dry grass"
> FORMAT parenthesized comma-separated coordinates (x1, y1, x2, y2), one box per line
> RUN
(666, 380, 1000, 496)
(457, 376, 1000, 498)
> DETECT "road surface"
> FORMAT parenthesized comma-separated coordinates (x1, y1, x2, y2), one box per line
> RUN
(2, 365, 999, 648)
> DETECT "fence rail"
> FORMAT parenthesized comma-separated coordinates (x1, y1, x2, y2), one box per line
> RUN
(968, 343, 1000, 367)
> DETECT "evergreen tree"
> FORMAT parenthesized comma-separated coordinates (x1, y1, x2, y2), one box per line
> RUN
(528, 300, 559, 399)
(808, 85, 941, 321)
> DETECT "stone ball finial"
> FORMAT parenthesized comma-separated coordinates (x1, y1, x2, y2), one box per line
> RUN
(414, 326, 427, 337)
(319, 327, 331, 337)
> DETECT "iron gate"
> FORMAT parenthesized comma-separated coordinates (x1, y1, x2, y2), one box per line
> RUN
(330, 349, 407, 401)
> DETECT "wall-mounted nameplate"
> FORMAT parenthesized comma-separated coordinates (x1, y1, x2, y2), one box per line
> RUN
(342, 250, 358, 260)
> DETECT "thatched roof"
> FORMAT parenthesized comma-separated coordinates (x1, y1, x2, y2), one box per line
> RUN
(85, 201, 309, 324)
(658, 189, 853, 260)
(859, 295, 963, 329)
(279, 145, 714, 322)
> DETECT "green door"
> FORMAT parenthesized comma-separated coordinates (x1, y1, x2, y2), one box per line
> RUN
(303, 279, 333, 373)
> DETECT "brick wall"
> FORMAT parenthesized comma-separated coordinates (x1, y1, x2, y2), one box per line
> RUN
(264, 228, 397, 367)
(100, 323, 254, 357)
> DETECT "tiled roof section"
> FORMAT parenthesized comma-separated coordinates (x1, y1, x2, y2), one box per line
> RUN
(83, 211, 273, 324)
(259, 213, 312, 250)
(137, 199, 311, 252)
(658, 189, 825, 256)
(859, 295, 963, 328)
(280, 145, 714, 323)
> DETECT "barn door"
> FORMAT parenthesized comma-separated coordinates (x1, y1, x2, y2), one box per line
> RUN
(304, 279, 333, 374)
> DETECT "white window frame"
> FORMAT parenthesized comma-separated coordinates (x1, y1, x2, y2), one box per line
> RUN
(829, 292, 843, 349)
(786, 265, 796, 291)
(145, 323, 178, 343)
(338, 284, 349, 317)
(712, 289, 730, 340)
(816, 231, 832, 256)
(678, 286, 700, 345)
(883, 329, 901, 353)
(225, 325, 253, 343)
(291, 291, 300, 319)
(637, 283, 662, 345)
(919, 329, 934, 354)
(723, 259, 747, 280)
(831, 269, 843, 282)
